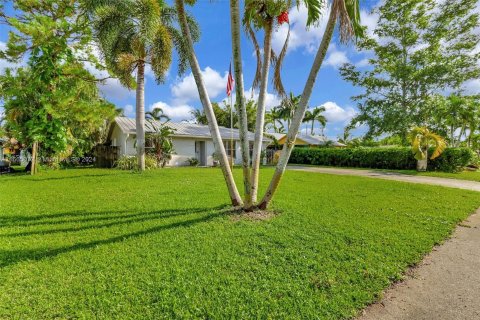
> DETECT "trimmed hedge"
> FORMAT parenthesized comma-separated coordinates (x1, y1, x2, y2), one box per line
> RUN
(288, 147, 474, 172)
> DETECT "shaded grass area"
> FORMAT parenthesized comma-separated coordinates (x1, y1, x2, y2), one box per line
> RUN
(0, 168, 479, 319)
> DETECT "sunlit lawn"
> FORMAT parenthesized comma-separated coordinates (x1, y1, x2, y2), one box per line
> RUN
(0, 168, 479, 319)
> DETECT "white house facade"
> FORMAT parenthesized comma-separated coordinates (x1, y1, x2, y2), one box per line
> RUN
(108, 117, 271, 167)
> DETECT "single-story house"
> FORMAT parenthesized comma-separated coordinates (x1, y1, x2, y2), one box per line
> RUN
(108, 117, 270, 167)
(275, 133, 346, 148)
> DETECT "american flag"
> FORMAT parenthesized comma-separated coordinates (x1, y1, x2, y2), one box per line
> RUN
(226, 63, 234, 97)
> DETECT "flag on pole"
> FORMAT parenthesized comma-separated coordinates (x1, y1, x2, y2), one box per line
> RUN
(226, 63, 234, 97)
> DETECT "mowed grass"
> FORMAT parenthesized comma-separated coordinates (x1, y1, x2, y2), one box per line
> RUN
(0, 168, 479, 319)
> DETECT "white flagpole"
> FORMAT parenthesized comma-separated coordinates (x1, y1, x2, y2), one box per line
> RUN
(230, 77, 234, 170)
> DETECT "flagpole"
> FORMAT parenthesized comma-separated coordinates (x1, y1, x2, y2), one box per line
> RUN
(230, 63, 234, 171)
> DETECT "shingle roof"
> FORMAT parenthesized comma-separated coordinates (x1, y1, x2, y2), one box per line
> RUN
(114, 117, 269, 142)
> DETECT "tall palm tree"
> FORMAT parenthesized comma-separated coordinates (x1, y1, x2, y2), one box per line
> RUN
(88, 0, 196, 171)
(244, 0, 292, 205)
(259, 0, 364, 209)
(265, 107, 285, 133)
(311, 106, 327, 135)
(277, 92, 300, 130)
(175, 0, 243, 206)
(230, 0, 252, 207)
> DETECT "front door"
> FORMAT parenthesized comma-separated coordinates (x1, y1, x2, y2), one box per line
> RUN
(195, 141, 207, 166)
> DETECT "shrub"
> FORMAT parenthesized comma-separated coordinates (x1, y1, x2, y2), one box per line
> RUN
(187, 157, 199, 166)
(288, 147, 474, 172)
(115, 155, 159, 170)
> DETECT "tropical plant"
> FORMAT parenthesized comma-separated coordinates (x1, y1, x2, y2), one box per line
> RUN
(260, 0, 364, 209)
(175, 0, 243, 206)
(115, 154, 158, 170)
(277, 92, 300, 130)
(408, 127, 447, 171)
(87, 0, 197, 171)
(303, 105, 327, 135)
(146, 125, 176, 168)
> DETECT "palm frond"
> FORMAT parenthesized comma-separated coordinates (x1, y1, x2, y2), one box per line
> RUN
(272, 22, 290, 97)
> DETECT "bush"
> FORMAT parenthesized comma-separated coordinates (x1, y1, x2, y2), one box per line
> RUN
(187, 157, 199, 166)
(115, 155, 159, 170)
(289, 147, 474, 172)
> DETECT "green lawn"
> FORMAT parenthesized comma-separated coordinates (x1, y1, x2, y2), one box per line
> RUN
(1, 168, 479, 319)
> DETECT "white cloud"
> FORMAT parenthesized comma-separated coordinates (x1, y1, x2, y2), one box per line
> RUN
(272, 4, 329, 54)
(171, 67, 228, 104)
(123, 104, 135, 117)
(463, 79, 480, 95)
(356, 58, 370, 67)
(150, 101, 194, 122)
(324, 47, 349, 68)
(321, 101, 356, 123)
(360, 8, 380, 40)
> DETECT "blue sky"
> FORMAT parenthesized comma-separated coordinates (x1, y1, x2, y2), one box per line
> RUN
(0, 0, 383, 139)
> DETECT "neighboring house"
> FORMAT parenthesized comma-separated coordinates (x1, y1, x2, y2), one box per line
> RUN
(275, 134, 346, 148)
(108, 117, 271, 167)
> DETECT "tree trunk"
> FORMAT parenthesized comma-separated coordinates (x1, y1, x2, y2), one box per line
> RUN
(176, 0, 242, 206)
(259, 7, 337, 210)
(417, 148, 428, 171)
(136, 61, 146, 171)
(311, 120, 314, 135)
(230, 0, 252, 207)
(250, 20, 273, 206)
(31, 141, 38, 175)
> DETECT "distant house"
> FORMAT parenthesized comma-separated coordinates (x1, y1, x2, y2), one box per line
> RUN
(274, 134, 346, 148)
(108, 117, 270, 167)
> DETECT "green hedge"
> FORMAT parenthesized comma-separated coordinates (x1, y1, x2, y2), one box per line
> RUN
(288, 147, 474, 172)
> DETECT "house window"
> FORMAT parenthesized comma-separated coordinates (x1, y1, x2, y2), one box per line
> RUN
(223, 140, 236, 159)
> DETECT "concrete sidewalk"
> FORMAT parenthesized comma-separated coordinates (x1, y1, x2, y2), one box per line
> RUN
(288, 166, 480, 192)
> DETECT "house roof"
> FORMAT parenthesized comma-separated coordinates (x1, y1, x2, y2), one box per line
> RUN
(114, 117, 269, 142)
(297, 134, 346, 147)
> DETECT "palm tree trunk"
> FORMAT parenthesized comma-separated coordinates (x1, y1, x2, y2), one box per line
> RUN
(250, 19, 273, 206)
(176, 0, 242, 206)
(230, 0, 252, 207)
(136, 61, 146, 171)
(259, 6, 337, 210)
(311, 120, 314, 135)
(31, 141, 38, 175)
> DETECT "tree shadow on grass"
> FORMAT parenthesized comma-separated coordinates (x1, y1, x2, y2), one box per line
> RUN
(0, 207, 220, 237)
(0, 206, 228, 269)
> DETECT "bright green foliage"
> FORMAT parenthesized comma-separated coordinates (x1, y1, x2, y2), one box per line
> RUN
(86, 0, 199, 86)
(408, 127, 446, 161)
(145, 125, 176, 168)
(0, 168, 479, 318)
(303, 105, 327, 135)
(114, 154, 159, 170)
(0, 0, 116, 159)
(340, 0, 480, 138)
(289, 147, 474, 172)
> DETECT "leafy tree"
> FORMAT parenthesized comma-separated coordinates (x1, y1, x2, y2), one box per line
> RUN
(146, 108, 170, 123)
(191, 101, 257, 132)
(277, 92, 300, 130)
(86, 0, 197, 171)
(146, 125, 175, 168)
(340, 0, 480, 139)
(0, 0, 115, 173)
(265, 107, 285, 133)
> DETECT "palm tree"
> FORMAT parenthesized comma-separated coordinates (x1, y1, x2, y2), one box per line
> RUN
(259, 0, 364, 209)
(243, 0, 292, 205)
(277, 92, 300, 130)
(175, 0, 243, 206)
(265, 107, 285, 133)
(88, 0, 195, 171)
(311, 106, 327, 135)
(408, 127, 446, 171)
(230, 0, 252, 207)
(146, 108, 170, 123)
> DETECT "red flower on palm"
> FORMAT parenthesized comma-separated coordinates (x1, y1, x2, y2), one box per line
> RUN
(277, 11, 289, 25)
